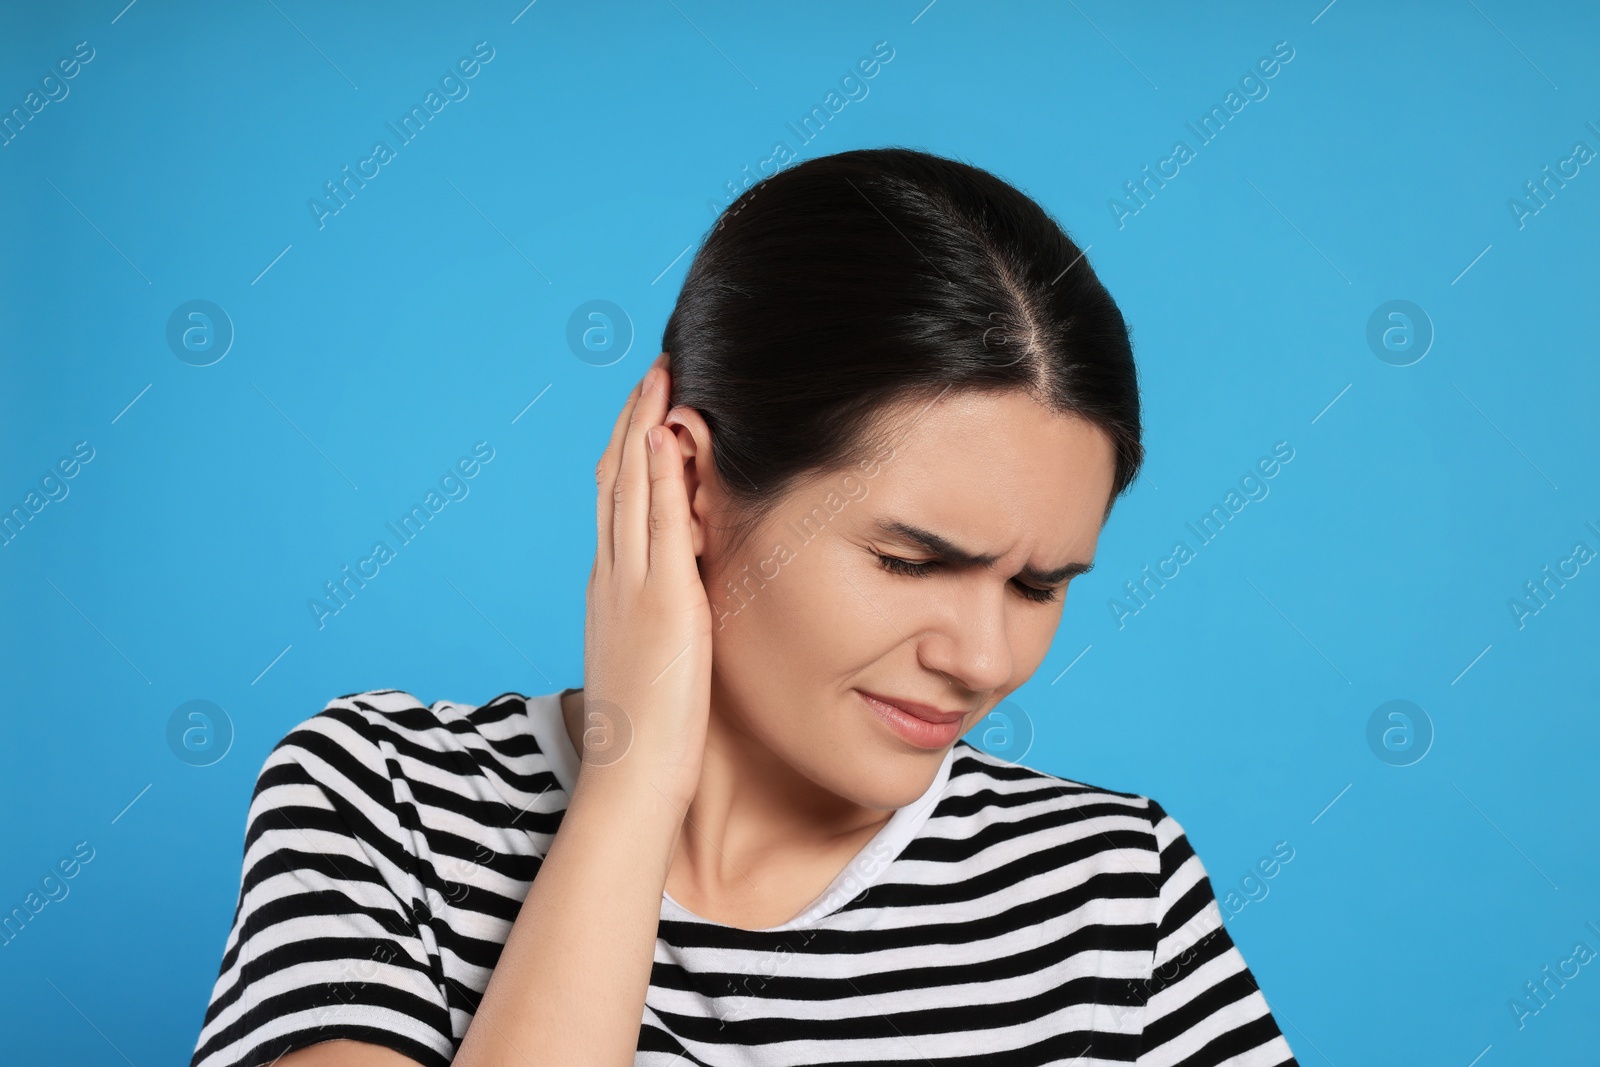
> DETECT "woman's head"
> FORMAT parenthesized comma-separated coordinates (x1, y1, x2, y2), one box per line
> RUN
(656, 146, 1142, 808)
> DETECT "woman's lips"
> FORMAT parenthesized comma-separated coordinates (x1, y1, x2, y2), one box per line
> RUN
(855, 689, 966, 723)
(857, 690, 968, 749)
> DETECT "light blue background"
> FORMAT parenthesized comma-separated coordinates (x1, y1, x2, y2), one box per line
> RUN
(3, 1, 1597, 1063)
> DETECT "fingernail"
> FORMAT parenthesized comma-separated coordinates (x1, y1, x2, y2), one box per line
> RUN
(647, 426, 660, 453)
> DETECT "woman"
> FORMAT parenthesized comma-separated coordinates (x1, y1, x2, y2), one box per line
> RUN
(189, 147, 1298, 1066)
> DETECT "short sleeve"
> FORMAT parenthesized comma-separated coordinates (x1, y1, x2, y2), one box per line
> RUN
(189, 701, 455, 1067)
(1133, 800, 1299, 1067)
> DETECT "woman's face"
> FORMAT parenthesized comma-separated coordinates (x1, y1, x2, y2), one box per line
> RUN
(677, 387, 1119, 811)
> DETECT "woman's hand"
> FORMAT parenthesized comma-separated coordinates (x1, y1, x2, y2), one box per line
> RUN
(578, 352, 713, 812)
(449, 356, 713, 1067)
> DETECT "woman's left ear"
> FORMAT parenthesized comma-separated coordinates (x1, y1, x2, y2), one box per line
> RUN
(663, 407, 710, 557)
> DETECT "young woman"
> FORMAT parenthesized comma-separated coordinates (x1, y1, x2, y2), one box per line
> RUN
(189, 147, 1298, 1067)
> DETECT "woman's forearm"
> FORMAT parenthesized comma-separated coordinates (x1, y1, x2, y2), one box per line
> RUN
(452, 353, 712, 1065)
(452, 772, 686, 1067)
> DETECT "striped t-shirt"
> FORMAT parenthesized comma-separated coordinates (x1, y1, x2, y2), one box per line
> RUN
(189, 688, 1299, 1066)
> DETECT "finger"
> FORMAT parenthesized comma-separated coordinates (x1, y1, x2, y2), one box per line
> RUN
(613, 364, 671, 577)
(596, 372, 647, 573)
(645, 418, 696, 586)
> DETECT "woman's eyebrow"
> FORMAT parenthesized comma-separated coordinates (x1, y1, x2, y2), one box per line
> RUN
(872, 519, 1094, 584)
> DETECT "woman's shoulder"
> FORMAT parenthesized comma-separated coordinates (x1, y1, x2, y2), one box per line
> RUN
(941, 739, 1183, 859)
(268, 687, 540, 754)
(249, 687, 560, 816)
(947, 739, 1162, 816)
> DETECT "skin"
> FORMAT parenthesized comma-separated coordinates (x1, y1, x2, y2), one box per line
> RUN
(276, 369, 1118, 1066)
(567, 382, 1117, 929)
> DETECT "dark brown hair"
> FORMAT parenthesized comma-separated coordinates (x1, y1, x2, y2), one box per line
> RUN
(661, 145, 1143, 553)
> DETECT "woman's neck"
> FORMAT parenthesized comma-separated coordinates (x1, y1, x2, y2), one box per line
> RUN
(559, 686, 895, 929)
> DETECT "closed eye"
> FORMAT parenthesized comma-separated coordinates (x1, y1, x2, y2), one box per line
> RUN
(875, 553, 1060, 604)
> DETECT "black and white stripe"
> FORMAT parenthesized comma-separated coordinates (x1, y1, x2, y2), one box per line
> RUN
(189, 689, 1298, 1066)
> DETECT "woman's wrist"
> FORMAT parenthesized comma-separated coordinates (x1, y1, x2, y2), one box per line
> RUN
(566, 766, 689, 875)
